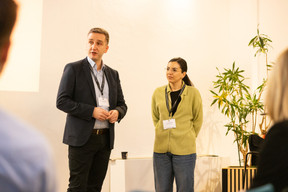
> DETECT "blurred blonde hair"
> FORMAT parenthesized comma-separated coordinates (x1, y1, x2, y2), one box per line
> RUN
(266, 48, 288, 123)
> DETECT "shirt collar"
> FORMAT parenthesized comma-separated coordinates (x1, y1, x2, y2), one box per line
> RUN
(167, 81, 187, 96)
(87, 56, 105, 71)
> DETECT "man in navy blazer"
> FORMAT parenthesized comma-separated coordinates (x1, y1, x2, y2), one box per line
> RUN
(57, 28, 127, 192)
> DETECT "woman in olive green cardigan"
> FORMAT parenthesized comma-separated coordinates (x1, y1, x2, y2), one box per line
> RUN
(151, 57, 203, 192)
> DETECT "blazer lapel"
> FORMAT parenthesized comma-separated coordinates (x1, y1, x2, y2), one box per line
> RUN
(103, 67, 115, 107)
(82, 58, 96, 101)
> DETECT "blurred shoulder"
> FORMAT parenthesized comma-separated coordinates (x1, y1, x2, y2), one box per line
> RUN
(104, 64, 119, 75)
(0, 108, 55, 191)
(153, 85, 166, 93)
(65, 58, 87, 68)
(0, 108, 52, 153)
(186, 86, 201, 95)
(267, 120, 288, 136)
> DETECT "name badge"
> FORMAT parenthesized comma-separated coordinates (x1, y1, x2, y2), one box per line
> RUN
(163, 119, 176, 129)
(98, 97, 110, 107)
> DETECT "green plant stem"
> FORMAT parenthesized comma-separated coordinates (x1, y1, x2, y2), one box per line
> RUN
(237, 136, 242, 166)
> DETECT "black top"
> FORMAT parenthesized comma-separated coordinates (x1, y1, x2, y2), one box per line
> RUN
(170, 90, 181, 117)
(250, 120, 288, 192)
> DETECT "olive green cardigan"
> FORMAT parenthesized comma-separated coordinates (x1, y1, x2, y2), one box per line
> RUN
(151, 83, 203, 155)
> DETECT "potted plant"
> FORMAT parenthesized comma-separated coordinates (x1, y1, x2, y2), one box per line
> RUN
(210, 28, 272, 166)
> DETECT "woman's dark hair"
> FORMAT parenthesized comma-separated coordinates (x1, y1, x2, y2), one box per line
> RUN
(169, 57, 194, 86)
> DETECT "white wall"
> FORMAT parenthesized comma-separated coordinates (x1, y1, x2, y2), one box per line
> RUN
(1, 0, 288, 191)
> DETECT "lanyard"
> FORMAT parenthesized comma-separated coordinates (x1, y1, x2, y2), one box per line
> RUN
(165, 84, 186, 117)
(89, 65, 105, 96)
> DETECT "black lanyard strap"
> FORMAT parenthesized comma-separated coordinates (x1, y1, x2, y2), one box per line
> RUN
(165, 84, 186, 117)
(89, 65, 105, 95)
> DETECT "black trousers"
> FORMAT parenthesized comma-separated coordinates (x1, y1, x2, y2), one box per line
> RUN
(67, 132, 111, 192)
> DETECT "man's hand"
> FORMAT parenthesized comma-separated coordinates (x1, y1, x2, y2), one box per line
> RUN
(107, 110, 119, 123)
(92, 107, 109, 121)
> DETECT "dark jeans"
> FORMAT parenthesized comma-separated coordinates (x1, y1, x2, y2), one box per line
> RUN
(67, 133, 111, 192)
(153, 152, 196, 192)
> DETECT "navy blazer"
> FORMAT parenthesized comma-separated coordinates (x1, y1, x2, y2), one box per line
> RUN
(56, 58, 127, 149)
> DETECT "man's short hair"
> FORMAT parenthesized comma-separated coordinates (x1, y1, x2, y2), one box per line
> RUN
(88, 28, 110, 44)
(0, 0, 17, 47)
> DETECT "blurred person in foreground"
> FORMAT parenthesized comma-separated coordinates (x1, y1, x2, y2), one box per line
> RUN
(0, 0, 56, 191)
(249, 48, 288, 192)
